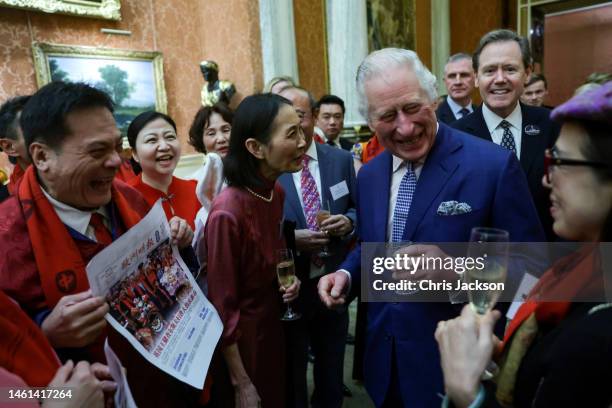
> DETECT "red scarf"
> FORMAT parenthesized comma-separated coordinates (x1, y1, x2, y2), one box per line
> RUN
(115, 159, 137, 183)
(363, 134, 385, 164)
(0, 291, 60, 387)
(17, 166, 143, 307)
(7, 164, 25, 195)
(503, 244, 602, 345)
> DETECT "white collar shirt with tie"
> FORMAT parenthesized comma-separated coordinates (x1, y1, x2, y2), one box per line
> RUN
(446, 96, 474, 120)
(482, 102, 523, 156)
(291, 141, 326, 278)
(41, 188, 109, 242)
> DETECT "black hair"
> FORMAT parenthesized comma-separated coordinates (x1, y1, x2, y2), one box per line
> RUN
(315, 94, 346, 114)
(223, 93, 292, 189)
(20, 82, 114, 151)
(472, 29, 531, 72)
(126, 110, 177, 151)
(578, 119, 612, 182)
(0, 95, 31, 146)
(525, 73, 547, 89)
(188, 103, 234, 153)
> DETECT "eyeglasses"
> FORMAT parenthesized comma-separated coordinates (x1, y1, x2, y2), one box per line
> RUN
(544, 148, 610, 183)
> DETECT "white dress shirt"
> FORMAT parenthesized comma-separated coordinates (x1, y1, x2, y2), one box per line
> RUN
(482, 103, 523, 156)
(292, 142, 326, 278)
(446, 96, 474, 120)
(41, 188, 108, 242)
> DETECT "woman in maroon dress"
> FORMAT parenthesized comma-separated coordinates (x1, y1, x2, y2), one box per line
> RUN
(203, 93, 305, 408)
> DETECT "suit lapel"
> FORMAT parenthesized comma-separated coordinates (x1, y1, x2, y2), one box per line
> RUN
(369, 151, 392, 242)
(278, 173, 307, 227)
(467, 107, 493, 141)
(402, 124, 461, 241)
(518, 104, 541, 176)
(316, 144, 333, 208)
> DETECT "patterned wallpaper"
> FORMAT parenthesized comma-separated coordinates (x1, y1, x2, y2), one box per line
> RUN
(199, 0, 263, 106)
(0, 0, 265, 175)
(294, 0, 328, 100)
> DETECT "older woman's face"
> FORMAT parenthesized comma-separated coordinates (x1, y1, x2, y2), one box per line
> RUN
(203, 112, 231, 157)
(543, 122, 612, 241)
(258, 104, 306, 180)
(133, 118, 181, 178)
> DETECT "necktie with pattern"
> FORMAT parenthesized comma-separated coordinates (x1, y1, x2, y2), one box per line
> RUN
(459, 108, 470, 118)
(300, 156, 324, 267)
(392, 162, 417, 242)
(499, 120, 517, 154)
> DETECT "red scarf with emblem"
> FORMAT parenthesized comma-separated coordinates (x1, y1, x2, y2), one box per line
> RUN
(16, 166, 142, 307)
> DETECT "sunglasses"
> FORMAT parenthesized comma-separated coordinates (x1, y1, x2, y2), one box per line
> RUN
(544, 148, 610, 183)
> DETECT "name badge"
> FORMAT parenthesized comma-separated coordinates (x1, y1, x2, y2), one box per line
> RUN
(329, 180, 349, 201)
(506, 273, 539, 320)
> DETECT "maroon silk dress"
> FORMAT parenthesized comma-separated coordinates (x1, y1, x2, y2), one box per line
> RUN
(204, 181, 286, 408)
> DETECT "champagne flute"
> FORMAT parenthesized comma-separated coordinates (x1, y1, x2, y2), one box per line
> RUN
(276, 248, 301, 321)
(466, 227, 509, 314)
(316, 200, 332, 258)
(466, 227, 509, 379)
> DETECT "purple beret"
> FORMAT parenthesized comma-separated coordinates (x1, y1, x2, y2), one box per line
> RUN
(551, 81, 612, 125)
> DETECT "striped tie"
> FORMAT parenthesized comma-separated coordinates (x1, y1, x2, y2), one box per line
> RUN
(300, 156, 324, 266)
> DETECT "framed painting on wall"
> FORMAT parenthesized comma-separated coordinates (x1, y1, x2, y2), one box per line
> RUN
(32, 42, 167, 138)
(0, 0, 121, 20)
(366, 0, 415, 52)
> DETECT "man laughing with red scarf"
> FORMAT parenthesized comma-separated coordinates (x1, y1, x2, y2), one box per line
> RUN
(0, 81, 200, 406)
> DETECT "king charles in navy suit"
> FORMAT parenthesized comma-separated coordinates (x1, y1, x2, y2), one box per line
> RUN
(318, 48, 544, 407)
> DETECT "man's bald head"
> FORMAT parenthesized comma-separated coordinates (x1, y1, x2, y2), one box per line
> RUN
(279, 86, 315, 146)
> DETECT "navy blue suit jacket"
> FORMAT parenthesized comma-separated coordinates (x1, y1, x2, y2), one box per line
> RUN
(279, 142, 357, 281)
(435, 97, 456, 125)
(452, 103, 560, 240)
(340, 123, 545, 407)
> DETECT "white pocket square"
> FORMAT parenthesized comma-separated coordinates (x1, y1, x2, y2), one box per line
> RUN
(437, 200, 472, 216)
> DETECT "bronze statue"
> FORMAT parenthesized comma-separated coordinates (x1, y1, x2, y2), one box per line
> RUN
(200, 60, 236, 107)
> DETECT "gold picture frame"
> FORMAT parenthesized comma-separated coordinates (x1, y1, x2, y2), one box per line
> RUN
(32, 42, 168, 136)
(0, 0, 121, 21)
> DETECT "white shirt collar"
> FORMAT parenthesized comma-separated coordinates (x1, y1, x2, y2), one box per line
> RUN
(446, 96, 473, 116)
(41, 188, 105, 236)
(305, 139, 319, 161)
(482, 102, 522, 134)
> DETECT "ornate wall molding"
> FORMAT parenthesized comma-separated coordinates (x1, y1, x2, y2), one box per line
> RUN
(0, 0, 121, 21)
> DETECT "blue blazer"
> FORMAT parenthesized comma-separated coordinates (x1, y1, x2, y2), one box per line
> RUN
(341, 123, 545, 407)
(279, 142, 357, 278)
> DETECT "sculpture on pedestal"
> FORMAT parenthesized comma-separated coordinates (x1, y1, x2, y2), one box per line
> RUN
(200, 60, 236, 107)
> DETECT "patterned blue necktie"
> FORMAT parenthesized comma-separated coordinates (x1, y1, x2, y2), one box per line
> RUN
(459, 108, 470, 118)
(499, 120, 517, 154)
(392, 162, 417, 242)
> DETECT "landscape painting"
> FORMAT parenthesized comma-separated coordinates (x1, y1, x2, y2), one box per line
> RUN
(32, 42, 167, 138)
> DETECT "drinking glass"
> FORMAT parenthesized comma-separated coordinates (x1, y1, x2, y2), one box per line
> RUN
(276, 248, 301, 321)
(316, 200, 332, 258)
(466, 227, 509, 379)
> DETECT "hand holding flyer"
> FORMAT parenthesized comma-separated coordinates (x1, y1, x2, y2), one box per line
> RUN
(86, 200, 222, 389)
